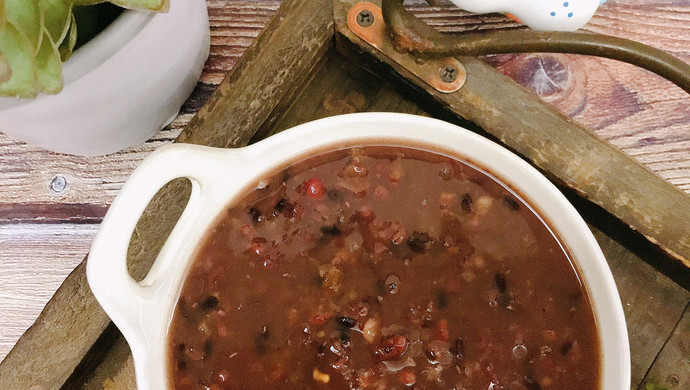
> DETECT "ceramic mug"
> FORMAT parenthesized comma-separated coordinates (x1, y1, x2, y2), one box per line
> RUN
(87, 113, 630, 389)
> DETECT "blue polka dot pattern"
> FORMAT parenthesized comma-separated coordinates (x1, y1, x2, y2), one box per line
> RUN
(446, 0, 603, 31)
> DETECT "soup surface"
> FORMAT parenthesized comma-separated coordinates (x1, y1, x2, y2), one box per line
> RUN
(168, 146, 600, 389)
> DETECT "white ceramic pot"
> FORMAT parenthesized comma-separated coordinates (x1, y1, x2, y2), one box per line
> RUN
(0, 0, 209, 156)
(87, 113, 630, 389)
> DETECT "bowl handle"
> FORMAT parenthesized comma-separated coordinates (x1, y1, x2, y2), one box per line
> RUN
(86, 143, 225, 346)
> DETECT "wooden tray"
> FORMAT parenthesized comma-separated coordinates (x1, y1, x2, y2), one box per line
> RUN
(1, 1, 688, 389)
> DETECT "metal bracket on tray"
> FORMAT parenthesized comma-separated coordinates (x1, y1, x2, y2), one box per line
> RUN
(347, 2, 466, 93)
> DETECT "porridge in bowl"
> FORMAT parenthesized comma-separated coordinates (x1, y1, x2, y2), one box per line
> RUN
(168, 146, 599, 389)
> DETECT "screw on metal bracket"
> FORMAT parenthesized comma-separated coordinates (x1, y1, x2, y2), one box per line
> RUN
(439, 65, 458, 83)
(347, 3, 465, 93)
(356, 9, 374, 28)
(50, 175, 67, 194)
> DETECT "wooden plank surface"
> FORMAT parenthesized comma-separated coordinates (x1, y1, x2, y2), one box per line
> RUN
(0, 0, 688, 388)
(641, 303, 690, 390)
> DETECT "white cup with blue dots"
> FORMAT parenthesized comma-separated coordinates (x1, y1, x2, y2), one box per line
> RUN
(448, 0, 606, 31)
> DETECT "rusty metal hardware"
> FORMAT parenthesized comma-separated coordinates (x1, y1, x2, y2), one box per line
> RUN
(347, 2, 466, 93)
(382, 0, 690, 94)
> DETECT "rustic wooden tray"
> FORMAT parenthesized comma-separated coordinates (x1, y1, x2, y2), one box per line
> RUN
(1, 1, 688, 389)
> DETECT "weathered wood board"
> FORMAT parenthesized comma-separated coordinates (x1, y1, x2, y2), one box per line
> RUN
(0, 0, 688, 389)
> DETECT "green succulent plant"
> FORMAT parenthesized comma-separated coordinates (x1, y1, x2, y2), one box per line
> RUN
(0, 0, 169, 98)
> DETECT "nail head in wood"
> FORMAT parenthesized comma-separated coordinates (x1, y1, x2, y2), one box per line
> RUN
(50, 175, 67, 194)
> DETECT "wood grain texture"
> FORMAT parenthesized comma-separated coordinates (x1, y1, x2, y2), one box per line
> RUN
(639, 303, 690, 390)
(0, 258, 107, 390)
(80, 335, 136, 390)
(0, 224, 98, 356)
(179, 0, 333, 147)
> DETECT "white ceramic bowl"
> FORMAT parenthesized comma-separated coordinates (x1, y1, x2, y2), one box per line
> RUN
(0, 0, 209, 156)
(87, 113, 630, 389)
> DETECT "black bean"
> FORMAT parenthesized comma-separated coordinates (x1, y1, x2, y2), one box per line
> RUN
(339, 332, 351, 347)
(336, 316, 357, 329)
(460, 193, 473, 212)
(407, 231, 432, 253)
(274, 198, 287, 213)
(320, 225, 341, 236)
(384, 274, 401, 295)
(204, 340, 213, 358)
(494, 272, 507, 294)
(327, 189, 342, 201)
(177, 361, 187, 371)
(437, 289, 449, 309)
(522, 376, 542, 390)
(317, 341, 328, 356)
(199, 296, 219, 311)
(560, 340, 573, 355)
(177, 343, 186, 352)
(375, 279, 387, 296)
(248, 207, 263, 223)
(450, 337, 465, 361)
(255, 326, 270, 355)
(503, 196, 520, 211)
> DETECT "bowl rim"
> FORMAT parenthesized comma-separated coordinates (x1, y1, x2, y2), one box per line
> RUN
(87, 112, 630, 389)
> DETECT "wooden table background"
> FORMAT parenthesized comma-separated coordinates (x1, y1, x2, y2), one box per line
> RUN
(0, 0, 688, 388)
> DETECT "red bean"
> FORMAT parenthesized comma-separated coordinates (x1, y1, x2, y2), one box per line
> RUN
(426, 340, 454, 365)
(434, 319, 449, 342)
(374, 185, 389, 200)
(398, 368, 416, 386)
(376, 335, 409, 361)
(309, 313, 328, 326)
(303, 177, 326, 199)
